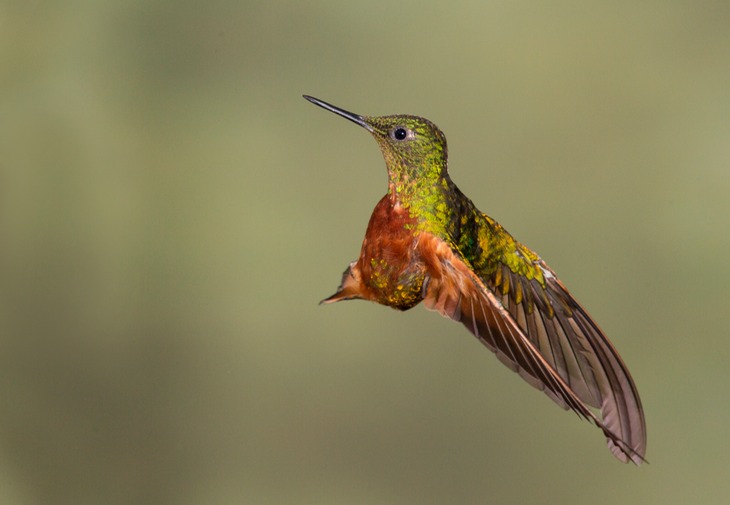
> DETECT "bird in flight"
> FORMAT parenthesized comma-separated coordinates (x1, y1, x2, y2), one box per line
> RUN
(304, 95, 647, 464)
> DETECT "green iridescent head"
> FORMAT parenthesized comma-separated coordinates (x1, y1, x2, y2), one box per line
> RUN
(304, 95, 449, 182)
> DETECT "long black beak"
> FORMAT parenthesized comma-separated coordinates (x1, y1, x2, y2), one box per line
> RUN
(303, 95, 373, 132)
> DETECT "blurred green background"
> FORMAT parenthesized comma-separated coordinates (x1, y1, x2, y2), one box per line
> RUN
(2, 1, 729, 504)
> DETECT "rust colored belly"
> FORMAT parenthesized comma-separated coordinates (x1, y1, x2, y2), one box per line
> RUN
(356, 195, 426, 310)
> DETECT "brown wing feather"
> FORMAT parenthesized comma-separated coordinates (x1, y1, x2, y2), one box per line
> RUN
(419, 233, 646, 464)
(491, 261, 646, 464)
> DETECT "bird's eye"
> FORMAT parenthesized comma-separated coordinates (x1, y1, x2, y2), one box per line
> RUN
(392, 127, 409, 141)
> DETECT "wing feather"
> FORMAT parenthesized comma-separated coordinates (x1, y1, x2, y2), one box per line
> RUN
(420, 233, 646, 464)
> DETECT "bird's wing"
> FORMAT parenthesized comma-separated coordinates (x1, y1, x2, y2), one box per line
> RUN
(419, 232, 646, 464)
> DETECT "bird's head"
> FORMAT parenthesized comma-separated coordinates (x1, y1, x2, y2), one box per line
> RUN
(304, 95, 448, 184)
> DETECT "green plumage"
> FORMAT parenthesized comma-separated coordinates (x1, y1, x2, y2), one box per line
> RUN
(363, 112, 545, 290)
(361, 112, 553, 332)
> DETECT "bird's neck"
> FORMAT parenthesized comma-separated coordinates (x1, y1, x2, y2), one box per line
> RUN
(386, 160, 455, 233)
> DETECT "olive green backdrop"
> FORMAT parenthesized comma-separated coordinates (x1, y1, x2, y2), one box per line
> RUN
(2, 1, 728, 504)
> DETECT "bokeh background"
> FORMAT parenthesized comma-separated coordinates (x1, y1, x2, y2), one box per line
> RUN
(2, 1, 729, 504)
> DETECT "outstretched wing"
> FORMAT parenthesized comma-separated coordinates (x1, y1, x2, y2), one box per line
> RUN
(419, 233, 646, 464)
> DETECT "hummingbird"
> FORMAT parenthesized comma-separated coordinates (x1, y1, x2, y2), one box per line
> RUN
(303, 95, 646, 464)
